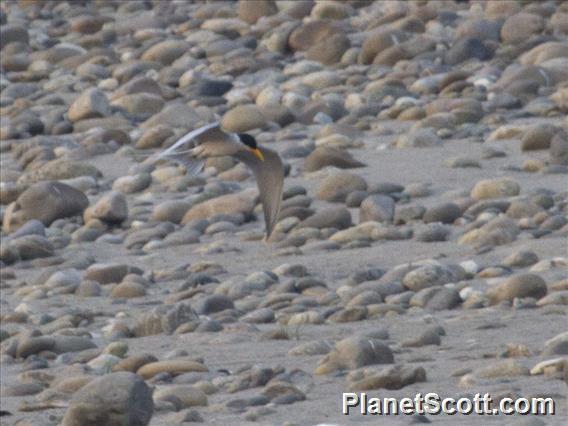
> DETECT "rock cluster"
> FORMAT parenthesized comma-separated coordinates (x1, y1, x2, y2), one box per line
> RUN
(1, 0, 567, 424)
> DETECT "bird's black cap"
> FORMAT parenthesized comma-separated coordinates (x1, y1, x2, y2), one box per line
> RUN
(237, 133, 257, 149)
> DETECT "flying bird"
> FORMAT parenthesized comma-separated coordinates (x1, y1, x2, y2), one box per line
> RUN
(148, 122, 284, 240)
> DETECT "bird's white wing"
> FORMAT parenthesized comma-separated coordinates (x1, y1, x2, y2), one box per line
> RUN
(145, 122, 220, 173)
(235, 146, 284, 240)
(156, 122, 220, 160)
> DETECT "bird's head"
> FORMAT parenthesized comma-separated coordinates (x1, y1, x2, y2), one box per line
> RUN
(238, 133, 264, 161)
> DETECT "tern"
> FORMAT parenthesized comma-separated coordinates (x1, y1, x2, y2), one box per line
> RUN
(149, 122, 284, 240)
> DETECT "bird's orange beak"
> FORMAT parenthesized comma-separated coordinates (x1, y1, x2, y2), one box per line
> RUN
(251, 148, 264, 161)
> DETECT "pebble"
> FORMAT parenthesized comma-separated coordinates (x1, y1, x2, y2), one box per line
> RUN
(347, 364, 426, 391)
(415, 223, 452, 242)
(296, 207, 351, 230)
(359, 195, 395, 223)
(262, 381, 306, 404)
(134, 303, 199, 337)
(154, 385, 207, 409)
(422, 202, 462, 224)
(549, 129, 568, 165)
(410, 287, 462, 311)
(403, 264, 464, 292)
(289, 340, 333, 356)
(521, 124, 558, 151)
(329, 222, 381, 244)
(111, 281, 146, 299)
(151, 200, 193, 224)
(303, 146, 365, 172)
(137, 360, 208, 380)
(194, 294, 234, 315)
(501, 13, 544, 44)
(315, 337, 394, 375)
(470, 178, 520, 200)
(113, 354, 158, 373)
(112, 173, 152, 194)
(242, 308, 275, 324)
(396, 129, 443, 148)
(503, 250, 539, 267)
(84, 263, 141, 285)
(316, 171, 367, 202)
(506, 200, 544, 219)
(486, 274, 548, 304)
(459, 215, 520, 248)
(67, 88, 111, 122)
(471, 360, 530, 379)
(542, 332, 568, 356)
(85, 191, 128, 224)
(530, 358, 566, 377)
(6, 235, 55, 261)
(401, 327, 443, 348)
(87, 353, 122, 373)
(142, 40, 190, 65)
(2, 381, 45, 398)
(182, 192, 256, 224)
(287, 311, 325, 326)
(221, 105, 267, 133)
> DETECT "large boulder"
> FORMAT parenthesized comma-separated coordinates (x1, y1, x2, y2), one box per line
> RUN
(62, 372, 153, 426)
(3, 181, 89, 232)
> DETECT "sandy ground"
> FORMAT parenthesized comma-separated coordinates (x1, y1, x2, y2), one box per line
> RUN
(2, 114, 566, 425)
